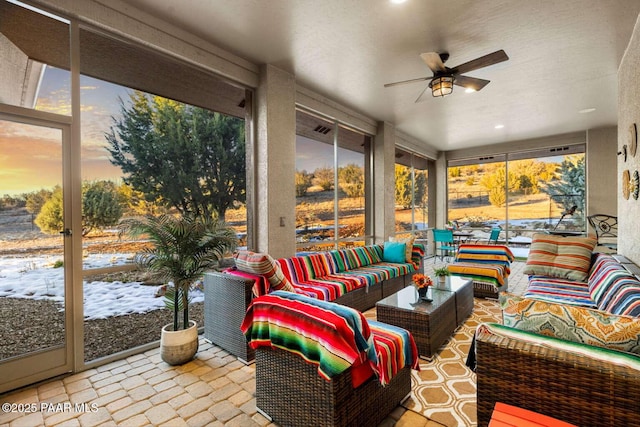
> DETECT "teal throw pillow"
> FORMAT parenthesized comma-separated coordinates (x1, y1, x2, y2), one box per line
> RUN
(383, 241, 407, 263)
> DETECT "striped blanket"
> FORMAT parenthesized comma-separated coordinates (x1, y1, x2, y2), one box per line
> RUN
(240, 291, 419, 386)
(455, 244, 515, 273)
(448, 263, 509, 286)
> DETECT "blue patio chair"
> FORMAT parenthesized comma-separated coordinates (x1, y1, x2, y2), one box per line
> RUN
(432, 228, 456, 261)
(487, 227, 501, 244)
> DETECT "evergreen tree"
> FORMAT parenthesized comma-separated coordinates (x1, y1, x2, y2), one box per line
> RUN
(338, 163, 364, 198)
(106, 92, 245, 219)
(479, 166, 518, 207)
(543, 155, 585, 214)
(395, 164, 412, 209)
(313, 167, 334, 191)
(25, 188, 53, 215)
(35, 186, 63, 234)
(82, 180, 124, 235)
(295, 170, 313, 197)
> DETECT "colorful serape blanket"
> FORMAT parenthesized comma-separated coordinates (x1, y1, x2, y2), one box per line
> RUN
(368, 320, 420, 386)
(223, 268, 269, 296)
(455, 244, 515, 274)
(240, 291, 418, 386)
(448, 262, 509, 286)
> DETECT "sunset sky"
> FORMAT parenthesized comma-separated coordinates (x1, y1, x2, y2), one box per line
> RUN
(1, 65, 363, 197)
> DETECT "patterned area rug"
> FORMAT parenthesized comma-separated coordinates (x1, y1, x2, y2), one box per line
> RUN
(402, 298, 502, 426)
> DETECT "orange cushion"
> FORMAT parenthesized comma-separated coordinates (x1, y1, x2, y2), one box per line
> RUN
(489, 402, 577, 427)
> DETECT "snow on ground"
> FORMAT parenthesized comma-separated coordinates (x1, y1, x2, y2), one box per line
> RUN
(0, 254, 203, 320)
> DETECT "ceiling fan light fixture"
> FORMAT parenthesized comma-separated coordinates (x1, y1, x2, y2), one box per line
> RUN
(430, 76, 454, 97)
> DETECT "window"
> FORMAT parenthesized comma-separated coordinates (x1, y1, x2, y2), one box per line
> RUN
(447, 145, 585, 245)
(1, 0, 249, 366)
(395, 149, 430, 240)
(295, 110, 371, 251)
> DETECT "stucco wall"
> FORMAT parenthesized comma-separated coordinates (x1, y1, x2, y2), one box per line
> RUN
(618, 13, 640, 263)
(586, 127, 617, 216)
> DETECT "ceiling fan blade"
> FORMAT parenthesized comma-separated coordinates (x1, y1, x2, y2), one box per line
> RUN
(420, 52, 446, 73)
(454, 75, 491, 91)
(452, 49, 509, 75)
(384, 76, 430, 88)
(414, 85, 432, 103)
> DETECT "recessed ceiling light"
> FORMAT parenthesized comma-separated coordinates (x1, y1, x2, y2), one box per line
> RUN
(465, 88, 476, 93)
(494, 124, 505, 129)
(579, 108, 596, 114)
(390, 0, 407, 4)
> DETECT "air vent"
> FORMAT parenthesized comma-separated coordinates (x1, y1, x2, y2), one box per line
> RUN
(549, 146, 570, 153)
(479, 156, 494, 161)
(314, 125, 332, 134)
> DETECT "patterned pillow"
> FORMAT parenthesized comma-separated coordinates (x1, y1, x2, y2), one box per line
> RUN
(233, 251, 295, 293)
(500, 292, 640, 355)
(523, 233, 597, 282)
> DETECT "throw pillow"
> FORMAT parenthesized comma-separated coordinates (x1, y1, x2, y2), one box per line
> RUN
(523, 233, 597, 282)
(382, 241, 406, 264)
(500, 292, 640, 355)
(390, 236, 415, 263)
(234, 251, 295, 293)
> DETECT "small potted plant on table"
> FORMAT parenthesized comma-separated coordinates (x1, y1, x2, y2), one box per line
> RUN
(433, 266, 450, 284)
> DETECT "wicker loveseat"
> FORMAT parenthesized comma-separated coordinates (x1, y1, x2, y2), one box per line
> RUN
(240, 291, 419, 427)
(204, 242, 424, 362)
(474, 234, 640, 426)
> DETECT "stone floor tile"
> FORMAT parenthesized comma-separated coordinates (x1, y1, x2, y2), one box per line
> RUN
(119, 375, 145, 391)
(128, 384, 156, 402)
(184, 410, 217, 427)
(68, 388, 98, 405)
(90, 389, 127, 408)
(148, 385, 184, 405)
(225, 412, 261, 427)
(176, 396, 214, 419)
(208, 400, 241, 423)
(144, 402, 178, 426)
(159, 417, 189, 427)
(110, 400, 152, 424)
(185, 381, 213, 399)
(77, 407, 111, 427)
(167, 392, 195, 410)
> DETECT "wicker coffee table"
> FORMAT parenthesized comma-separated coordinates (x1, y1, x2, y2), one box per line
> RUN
(433, 276, 474, 326)
(376, 286, 457, 358)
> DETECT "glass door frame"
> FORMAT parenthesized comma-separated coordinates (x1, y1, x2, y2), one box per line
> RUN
(0, 104, 78, 393)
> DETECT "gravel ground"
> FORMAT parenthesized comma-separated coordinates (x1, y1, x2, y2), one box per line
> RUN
(0, 298, 204, 361)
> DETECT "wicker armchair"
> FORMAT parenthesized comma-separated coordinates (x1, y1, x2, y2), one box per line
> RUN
(256, 347, 411, 427)
(475, 323, 640, 427)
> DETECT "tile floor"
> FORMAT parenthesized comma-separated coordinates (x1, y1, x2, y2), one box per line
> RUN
(1, 260, 529, 427)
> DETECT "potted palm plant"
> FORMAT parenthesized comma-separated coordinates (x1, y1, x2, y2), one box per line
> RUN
(120, 214, 238, 365)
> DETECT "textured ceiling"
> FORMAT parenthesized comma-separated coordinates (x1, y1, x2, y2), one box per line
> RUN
(110, 0, 640, 152)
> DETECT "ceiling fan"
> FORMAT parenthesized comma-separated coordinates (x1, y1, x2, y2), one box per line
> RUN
(384, 49, 509, 101)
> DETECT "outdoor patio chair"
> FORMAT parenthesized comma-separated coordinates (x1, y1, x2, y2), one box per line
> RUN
(487, 227, 501, 244)
(432, 228, 456, 261)
(587, 214, 618, 252)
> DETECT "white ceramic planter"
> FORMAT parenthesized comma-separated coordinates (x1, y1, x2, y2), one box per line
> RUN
(160, 320, 198, 365)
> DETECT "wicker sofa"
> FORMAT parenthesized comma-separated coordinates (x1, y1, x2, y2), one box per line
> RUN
(475, 235, 640, 426)
(204, 242, 424, 362)
(240, 291, 419, 427)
